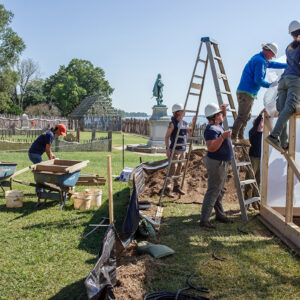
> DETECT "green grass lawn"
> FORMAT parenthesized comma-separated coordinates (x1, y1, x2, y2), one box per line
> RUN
(0, 134, 299, 299)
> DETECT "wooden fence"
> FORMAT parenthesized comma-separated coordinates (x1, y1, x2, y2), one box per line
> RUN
(122, 118, 150, 136)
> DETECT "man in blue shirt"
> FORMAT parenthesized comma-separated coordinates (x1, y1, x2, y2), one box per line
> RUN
(232, 43, 287, 146)
(200, 103, 233, 229)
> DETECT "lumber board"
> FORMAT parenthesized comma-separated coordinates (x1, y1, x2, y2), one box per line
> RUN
(35, 165, 68, 173)
(53, 160, 82, 166)
(65, 160, 89, 173)
(272, 207, 300, 217)
(12, 166, 30, 177)
(261, 118, 270, 206)
(154, 206, 163, 231)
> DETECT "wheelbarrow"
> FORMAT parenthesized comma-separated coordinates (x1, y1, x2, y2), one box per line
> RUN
(13, 159, 89, 210)
(0, 162, 18, 193)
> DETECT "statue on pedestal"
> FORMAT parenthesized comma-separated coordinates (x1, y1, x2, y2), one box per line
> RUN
(152, 74, 165, 106)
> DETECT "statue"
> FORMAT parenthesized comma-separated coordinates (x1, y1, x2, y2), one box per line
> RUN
(152, 74, 165, 106)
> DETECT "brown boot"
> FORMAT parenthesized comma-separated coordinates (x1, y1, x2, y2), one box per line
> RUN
(231, 138, 242, 145)
(239, 139, 250, 147)
(173, 185, 185, 195)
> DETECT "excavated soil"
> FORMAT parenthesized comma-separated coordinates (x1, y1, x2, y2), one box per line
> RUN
(114, 149, 247, 299)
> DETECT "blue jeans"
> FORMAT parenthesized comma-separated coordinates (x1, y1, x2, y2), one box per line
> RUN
(28, 152, 42, 164)
(28, 152, 43, 194)
(271, 75, 300, 146)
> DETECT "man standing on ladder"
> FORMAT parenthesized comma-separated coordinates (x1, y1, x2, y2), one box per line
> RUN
(231, 43, 287, 146)
(200, 103, 233, 228)
(164, 103, 196, 198)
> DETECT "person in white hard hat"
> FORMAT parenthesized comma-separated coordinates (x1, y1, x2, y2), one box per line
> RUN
(200, 103, 233, 228)
(231, 43, 287, 146)
(266, 20, 300, 152)
(164, 103, 196, 197)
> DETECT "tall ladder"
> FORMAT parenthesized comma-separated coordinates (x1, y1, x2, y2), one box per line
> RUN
(159, 37, 260, 221)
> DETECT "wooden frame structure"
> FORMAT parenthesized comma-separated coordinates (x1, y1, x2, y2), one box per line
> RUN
(260, 106, 300, 254)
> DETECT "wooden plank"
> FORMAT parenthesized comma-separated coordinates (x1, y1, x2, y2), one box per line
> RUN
(12, 166, 30, 178)
(190, 83, 202, 90)
(35, 165, 68, 173)
(107, 156, 114, 224)
(260, 205, 300, 253)
(286, 114, 296, 222)
(54, 160, 81, 166)
(272, 206, 300, 217)
(154, 206, 163, 231)
(283, 155, 300, 182)
(261, 116, 270, 207)
(65, 160, 89, 173)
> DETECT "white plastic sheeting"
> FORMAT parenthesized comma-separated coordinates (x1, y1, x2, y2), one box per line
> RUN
(263, 56, 300, 208)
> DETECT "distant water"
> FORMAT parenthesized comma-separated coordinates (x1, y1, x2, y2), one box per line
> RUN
(123, 115, 257, 139)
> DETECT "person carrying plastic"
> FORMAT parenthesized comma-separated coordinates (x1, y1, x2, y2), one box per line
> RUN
(266, 20, 300, 152)
(164, 103, 196, 198)
(231, 43, 287, 146)
(28, 124, 67, 165)
(244, 109, 265, 209)
(200, 103, 233, 229)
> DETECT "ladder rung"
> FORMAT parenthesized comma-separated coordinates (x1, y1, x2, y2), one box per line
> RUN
(217, 73, 227, 80)
(194, 75, 203, 79)
(185, 109, 197, 113)
(198, 59, 206, 63)
(240, 179, 256, 186)
(214, 56, 222, 61)
(236, 162, 251, 167)
(244, 197, 260, 206)
(221, 90, 232, 95)
(191, 83, 202, 90)
(188, 136, 201, 140)
(171, 159, 187, 164)
(189, 92, 200, 96)
(176, 143, 189, 146)
(168, 175, 184, 179)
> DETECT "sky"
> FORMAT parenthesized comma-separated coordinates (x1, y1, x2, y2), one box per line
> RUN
(2, 0, 300, 115)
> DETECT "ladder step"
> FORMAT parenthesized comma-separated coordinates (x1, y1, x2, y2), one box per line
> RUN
(176, 143, 189, 146)
(236, 162, 251, 167)
(221, 90, 232, 95)
(194, 75, 203, 79)
(171, 159, 187, 164)
(191, 83, 202, 90)
(214, 56, 222, 61)
(187, 136, 201, 141)
(217, 73, 227, 80)
(198, 58, 206, 63)
(240, 179, 256, 186)
(244, 197, 260, 206)
(168, 175, 184, 179)
(185, 109, 197, 113)
(189, 92, 200, 96)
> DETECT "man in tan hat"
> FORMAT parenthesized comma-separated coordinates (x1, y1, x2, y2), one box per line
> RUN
(231, 43, 287, 146)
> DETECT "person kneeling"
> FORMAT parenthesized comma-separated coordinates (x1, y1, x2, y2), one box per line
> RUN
(200, 103, 233, 229)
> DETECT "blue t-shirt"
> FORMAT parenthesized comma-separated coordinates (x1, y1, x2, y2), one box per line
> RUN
(283, 43, 300, 77)
(29, 130, 54, 155)
(204, 124, 233, 161)
(170, 119, 187, 151)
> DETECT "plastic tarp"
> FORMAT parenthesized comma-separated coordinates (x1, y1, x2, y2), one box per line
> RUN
(263, 56, 300, 208)
(85, 224, 117, 300)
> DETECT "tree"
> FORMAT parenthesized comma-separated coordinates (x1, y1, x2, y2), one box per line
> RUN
(14, 58, 39, 108)
(43, 59, 114, 116)
(22, 79, 46, 109)
(0, 4, 25, 114)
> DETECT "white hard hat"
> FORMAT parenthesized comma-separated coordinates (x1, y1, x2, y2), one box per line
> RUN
(172, 103, 184, 113)
(289, 20, 300, 34)
(261, 42, 278, 57)
(205, 103, 222, 118)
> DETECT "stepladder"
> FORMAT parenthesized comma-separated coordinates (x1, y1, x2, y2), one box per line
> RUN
(159, 36, 260, 221)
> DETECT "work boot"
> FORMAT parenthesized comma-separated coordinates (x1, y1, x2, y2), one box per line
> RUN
(239, 139, 250, 147)
(215, 216, 233, 223)
(164, 188, 174, 198)
(282, 143, 289, 152)
(199, 221, 216, 229)
(173, 185, 185, 195)
(265, 135, 284, 153)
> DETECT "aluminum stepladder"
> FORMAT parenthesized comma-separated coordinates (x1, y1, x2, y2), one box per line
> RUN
(159, 36, 260, 222)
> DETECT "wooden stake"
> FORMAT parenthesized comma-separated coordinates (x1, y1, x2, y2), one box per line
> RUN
(107, 155, 114, 224)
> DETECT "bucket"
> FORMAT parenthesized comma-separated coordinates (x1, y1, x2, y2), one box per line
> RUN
(89, 188, 102, 208)
(73, 192, 92, 210)
(5, 190, 24, 208)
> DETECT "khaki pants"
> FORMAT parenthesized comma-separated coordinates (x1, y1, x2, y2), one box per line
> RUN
(232, 93, 254, 139)
(166, 149, 185, 189)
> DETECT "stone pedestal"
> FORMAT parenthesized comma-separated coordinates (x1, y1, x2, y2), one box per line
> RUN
(147, 105, 170, 147)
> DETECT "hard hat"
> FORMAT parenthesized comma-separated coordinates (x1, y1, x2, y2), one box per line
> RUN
(205, 103, 222, 118)
(261, 42, 278, 57)
(57, 124, 67, 136)
(172, 103, 184, 113)
(289, 20, 300, 34)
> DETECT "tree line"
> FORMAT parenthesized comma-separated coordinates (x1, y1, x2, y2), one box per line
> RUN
(0, 4, 113, 117)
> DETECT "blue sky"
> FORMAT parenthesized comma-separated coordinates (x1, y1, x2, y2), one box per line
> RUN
(2, 0, 299, 115)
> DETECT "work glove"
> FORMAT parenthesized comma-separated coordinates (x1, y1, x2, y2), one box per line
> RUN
(270, 81, 278, 88)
